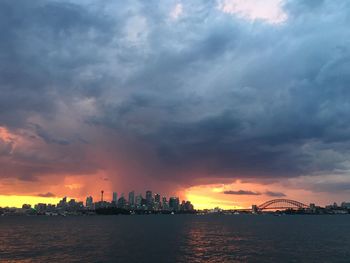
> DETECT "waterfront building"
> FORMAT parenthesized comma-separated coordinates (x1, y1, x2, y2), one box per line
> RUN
(117, 196, 127, 209)
(35, 203, 47, 213)
(154, 193, 160, 203)
(95, 201, 109, 209)
(112, 192, 118, 206)
(169, 197, 180, 211)
(57, 197, 67, 209)
(162, 197, 169, 210)
(146, 190, 153, 210)
(86, 196, 93, 209)
(128, 191, 135, 208)
(341, 202, 350, 209)
(135, 194, 143, 209)
(154, 193, 161, 210)
(22, 204, 31, 209)
(47, 204, 56, 212)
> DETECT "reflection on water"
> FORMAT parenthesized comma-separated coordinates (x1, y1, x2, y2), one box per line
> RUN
(1, 215, 350, 262)
(179, 220, 251, 262)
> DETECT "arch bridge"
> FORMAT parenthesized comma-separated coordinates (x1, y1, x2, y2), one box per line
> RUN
(257, 199, 309, 211)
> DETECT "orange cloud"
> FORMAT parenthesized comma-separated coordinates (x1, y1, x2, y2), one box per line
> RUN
(0, 126, 12, 142)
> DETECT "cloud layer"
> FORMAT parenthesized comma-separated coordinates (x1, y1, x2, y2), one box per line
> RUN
(1, 0, 350, 198)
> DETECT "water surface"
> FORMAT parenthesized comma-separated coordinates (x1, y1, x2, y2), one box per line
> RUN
(0, 215, 349, 262)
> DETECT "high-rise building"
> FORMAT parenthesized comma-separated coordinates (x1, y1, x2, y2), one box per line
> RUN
(169, 197, 180, 211)
(154, 193, 160, 203)
(117, 196, 126, 209)
(113, 192, 118, 203)
(57, 196, 67, 209)
(135, 194, 143, 209)
(154, 193, 161, 210)
(146, 190, 153, 210)
(128, 191, 135, 207)
(162, 197, 168, 210)
(86, 196, 93, 209)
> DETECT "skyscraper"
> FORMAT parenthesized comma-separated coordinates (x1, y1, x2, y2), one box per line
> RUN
(128, 191, 135, 207)
(169, 197, 180, 211)
(58, 196, 67, 209)
(86, 196, 93, 209)
(135, 194, 143, 209)
(154, 193, 160, 203)
(113, 192, 118, 204)
(117, 196, 126, 209)
(146, 190, 153, 210)
(154, 193, 161, 210)
(162, 196, 168, 210)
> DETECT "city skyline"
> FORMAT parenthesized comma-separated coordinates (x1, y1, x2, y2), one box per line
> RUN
(2, 187, 350, 217)
(1, 0, 350, 209)
(1, 186, 350, 211)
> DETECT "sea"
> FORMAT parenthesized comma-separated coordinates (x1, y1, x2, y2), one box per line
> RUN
(0, 214, 349, 263)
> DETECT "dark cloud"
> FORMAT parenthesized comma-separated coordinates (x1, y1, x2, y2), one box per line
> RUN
(37, 192, 56, 197)
(31, 124, 70, 146)
(224, 190, 261, 196)
(0, 0, 350, 195)
(312, 182, 350, 193)
(265, 191, 286, 197)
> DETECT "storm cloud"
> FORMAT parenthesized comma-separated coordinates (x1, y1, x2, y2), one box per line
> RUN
(1, 0, 350, 195)
(224, 190, 261, 196)
(265, 191, 286, 197)
(37, 192, 56, 198)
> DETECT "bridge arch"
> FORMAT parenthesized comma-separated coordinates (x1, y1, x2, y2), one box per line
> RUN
(257, 199, 308, 210)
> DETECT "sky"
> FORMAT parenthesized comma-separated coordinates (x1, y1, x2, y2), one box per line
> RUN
(1, 0, 350, 208)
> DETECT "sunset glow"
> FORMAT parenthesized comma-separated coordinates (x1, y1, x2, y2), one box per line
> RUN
(0, 195, 62, 208)
(0, 0, 350, 211)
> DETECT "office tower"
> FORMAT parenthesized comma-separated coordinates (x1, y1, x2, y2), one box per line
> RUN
(154, 193, 160, 203)
(169, 197, 180, 211)
(146, 190, 153, 210)
(162, 197, 168, 210)
(154, 193, 161, 210)
(128, 191, 135, 207)
(135, 194, 142, 209)
(117, 196, 126, 209)
(113, 192, 118, 203)
(86, 196, 93, 209)
(58, 196, 67, 208)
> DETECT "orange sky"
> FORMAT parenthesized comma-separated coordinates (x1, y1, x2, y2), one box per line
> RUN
(0, 176, 347, 209)
(0, 126, 349, 209)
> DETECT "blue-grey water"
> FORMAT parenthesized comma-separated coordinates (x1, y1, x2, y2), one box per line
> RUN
(1, 215, 349, 263)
